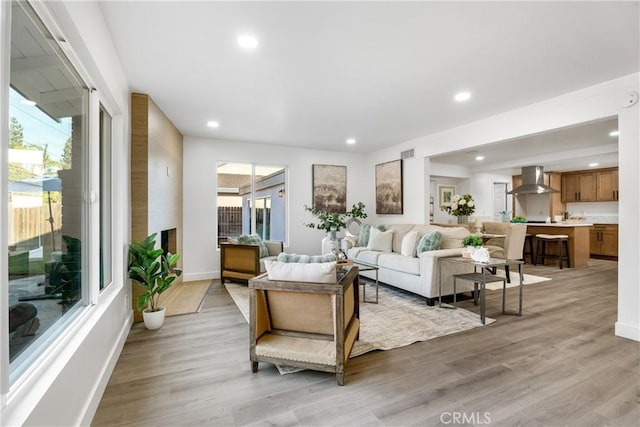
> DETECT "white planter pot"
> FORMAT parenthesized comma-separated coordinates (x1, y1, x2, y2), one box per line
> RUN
(142, 307, 166, 330)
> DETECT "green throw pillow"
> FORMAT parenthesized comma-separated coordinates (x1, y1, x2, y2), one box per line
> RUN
(357, 224, 386, 247)
(416, 231, 442, 255)
(237, 234, 269, 257)
(277, 253, 336, 263)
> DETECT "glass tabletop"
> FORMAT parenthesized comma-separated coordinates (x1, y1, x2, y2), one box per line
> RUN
(444, 257, 523, 268)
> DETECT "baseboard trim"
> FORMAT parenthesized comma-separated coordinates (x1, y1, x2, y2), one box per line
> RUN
(615, 321, 640, 342)
(79, 311, 133, 425)
(183, 271, 219, 281)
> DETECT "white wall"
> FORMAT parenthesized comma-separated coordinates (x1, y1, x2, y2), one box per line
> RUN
(1, 2, 132, 426)
(182, 138, 371, 280)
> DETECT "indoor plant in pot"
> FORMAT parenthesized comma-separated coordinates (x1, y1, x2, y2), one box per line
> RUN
(303, 202, 368, 256)
(461, 234, 484, 258)
(128, 233, 181, 330)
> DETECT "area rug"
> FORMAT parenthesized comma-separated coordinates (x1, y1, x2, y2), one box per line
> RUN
(481, 270, 551, 290)
(224, 282, 494, 360)
(160, 280, 212, 316)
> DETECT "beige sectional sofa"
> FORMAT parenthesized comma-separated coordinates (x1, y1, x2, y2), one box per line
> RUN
(344, 224, 475, 305)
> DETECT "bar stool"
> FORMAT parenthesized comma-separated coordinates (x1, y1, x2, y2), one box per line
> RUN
(535, 234, 570, 269)
(523, 233, 535, 264)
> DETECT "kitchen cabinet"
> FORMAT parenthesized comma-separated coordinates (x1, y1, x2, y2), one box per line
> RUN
(590, 224, 618, 257)
(562, 172, 596, 202)
(596, 168, 619, 201)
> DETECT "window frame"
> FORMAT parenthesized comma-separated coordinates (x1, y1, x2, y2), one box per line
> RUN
(216, 161, 288, 246)
(1, 0, 123, 398)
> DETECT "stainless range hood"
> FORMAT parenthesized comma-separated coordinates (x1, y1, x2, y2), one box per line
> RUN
(507, 166, 559, 195)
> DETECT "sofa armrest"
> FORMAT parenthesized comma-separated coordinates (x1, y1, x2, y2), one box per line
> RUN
(419, 248, 474, 298)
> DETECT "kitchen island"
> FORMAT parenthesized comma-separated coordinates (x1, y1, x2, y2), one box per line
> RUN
(526, 223, 593, 268)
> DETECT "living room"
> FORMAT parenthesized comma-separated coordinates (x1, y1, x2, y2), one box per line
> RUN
(1, 1, 639, 426)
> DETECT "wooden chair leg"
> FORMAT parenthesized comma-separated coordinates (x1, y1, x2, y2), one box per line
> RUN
(251, 361, 258, 373)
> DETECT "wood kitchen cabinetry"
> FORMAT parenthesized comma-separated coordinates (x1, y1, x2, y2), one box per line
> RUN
(596, 168, 619, 201)
(562, 171, 596, 202)
(562, 167, 619, 202)
(590, 224, 618, 258)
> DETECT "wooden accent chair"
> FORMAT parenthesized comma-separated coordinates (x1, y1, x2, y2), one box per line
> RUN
(248, 265, 360, 385)
(220, 241, 283, 283)
(483, 222, 527, 282)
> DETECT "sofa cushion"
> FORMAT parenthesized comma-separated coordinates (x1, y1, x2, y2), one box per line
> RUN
(400, 230, 419, 257)
(263, 260, 337, 283)
(357, 224, 373, 247)
(438, 227, 471, 249)
(352, 250, 384, 265)
(237, 234, 269, 257)
(367, 228, 393, 252)
(416, 231, 442, 255)
(381, 224, 415, 253)
(377, 253, 420, 276)
(357, 224, 386, 247)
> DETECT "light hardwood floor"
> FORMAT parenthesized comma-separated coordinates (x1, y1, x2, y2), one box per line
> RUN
(92, 259, 639, 426)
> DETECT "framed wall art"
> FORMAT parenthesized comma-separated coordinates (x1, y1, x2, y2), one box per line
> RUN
(312, 164, 347, 213)
(439, 185, 456, 208)
(375, 159, 403, 214)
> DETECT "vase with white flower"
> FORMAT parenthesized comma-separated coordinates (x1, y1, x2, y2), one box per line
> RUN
(441, 193, 476, 224)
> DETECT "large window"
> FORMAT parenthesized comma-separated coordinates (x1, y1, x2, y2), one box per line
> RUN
(217, 162, 286, 245)
(5, 1, 112, 382)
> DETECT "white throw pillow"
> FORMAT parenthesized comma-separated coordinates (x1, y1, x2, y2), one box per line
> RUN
(367, 227, 394, 252)
(263, 260, 337, 283)
(400, 230, 419, 257)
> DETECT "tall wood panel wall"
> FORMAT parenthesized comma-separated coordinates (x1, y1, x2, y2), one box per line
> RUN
(130, 93, 184, 321)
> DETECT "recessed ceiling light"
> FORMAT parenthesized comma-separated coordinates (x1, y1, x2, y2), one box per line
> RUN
(237, 34, 258, 49)
(609, 130, 619, 137)
(207, 121, 220, 128)
(475, 155, 485, 161)
(346, 138, 356, 145)
(454, 91, 472, 102)
(20, 99, 36, 106)
(589, 162, 599, 167)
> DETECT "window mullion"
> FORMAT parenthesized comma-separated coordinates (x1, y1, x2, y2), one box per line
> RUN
(87, 89, 100, 305)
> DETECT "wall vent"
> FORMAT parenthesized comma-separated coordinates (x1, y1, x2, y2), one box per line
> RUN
(401, 148, 415, 159)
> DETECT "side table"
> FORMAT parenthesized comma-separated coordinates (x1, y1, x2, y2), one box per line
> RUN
(352, 260, 379, 303)
(440, 257, 524, 324)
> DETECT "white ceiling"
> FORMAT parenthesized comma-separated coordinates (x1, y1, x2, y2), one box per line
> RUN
(99, 1, 639, 160)
(431, 117, 620, 175)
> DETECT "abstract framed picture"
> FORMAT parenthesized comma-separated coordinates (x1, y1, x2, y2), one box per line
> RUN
(312, 164, 347, 213)
(439, 185, 456, 208)
(375, 159, 403, 214)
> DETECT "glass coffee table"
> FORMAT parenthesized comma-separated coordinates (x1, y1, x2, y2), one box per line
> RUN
(352, 260, 379, 303)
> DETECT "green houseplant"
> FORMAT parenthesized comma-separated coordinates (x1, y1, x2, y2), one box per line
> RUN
(462, 235, 484, 248)
(461, 234, 484, 259)
(303, 202, 368, 233)
(128, 233, 181, 330)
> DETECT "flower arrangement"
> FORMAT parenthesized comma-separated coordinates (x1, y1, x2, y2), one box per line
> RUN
(441, 193, 475, 217)
(304, 202, 367, 233)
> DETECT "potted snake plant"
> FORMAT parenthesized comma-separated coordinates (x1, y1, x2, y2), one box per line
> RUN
(128, 233, 181, 330)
